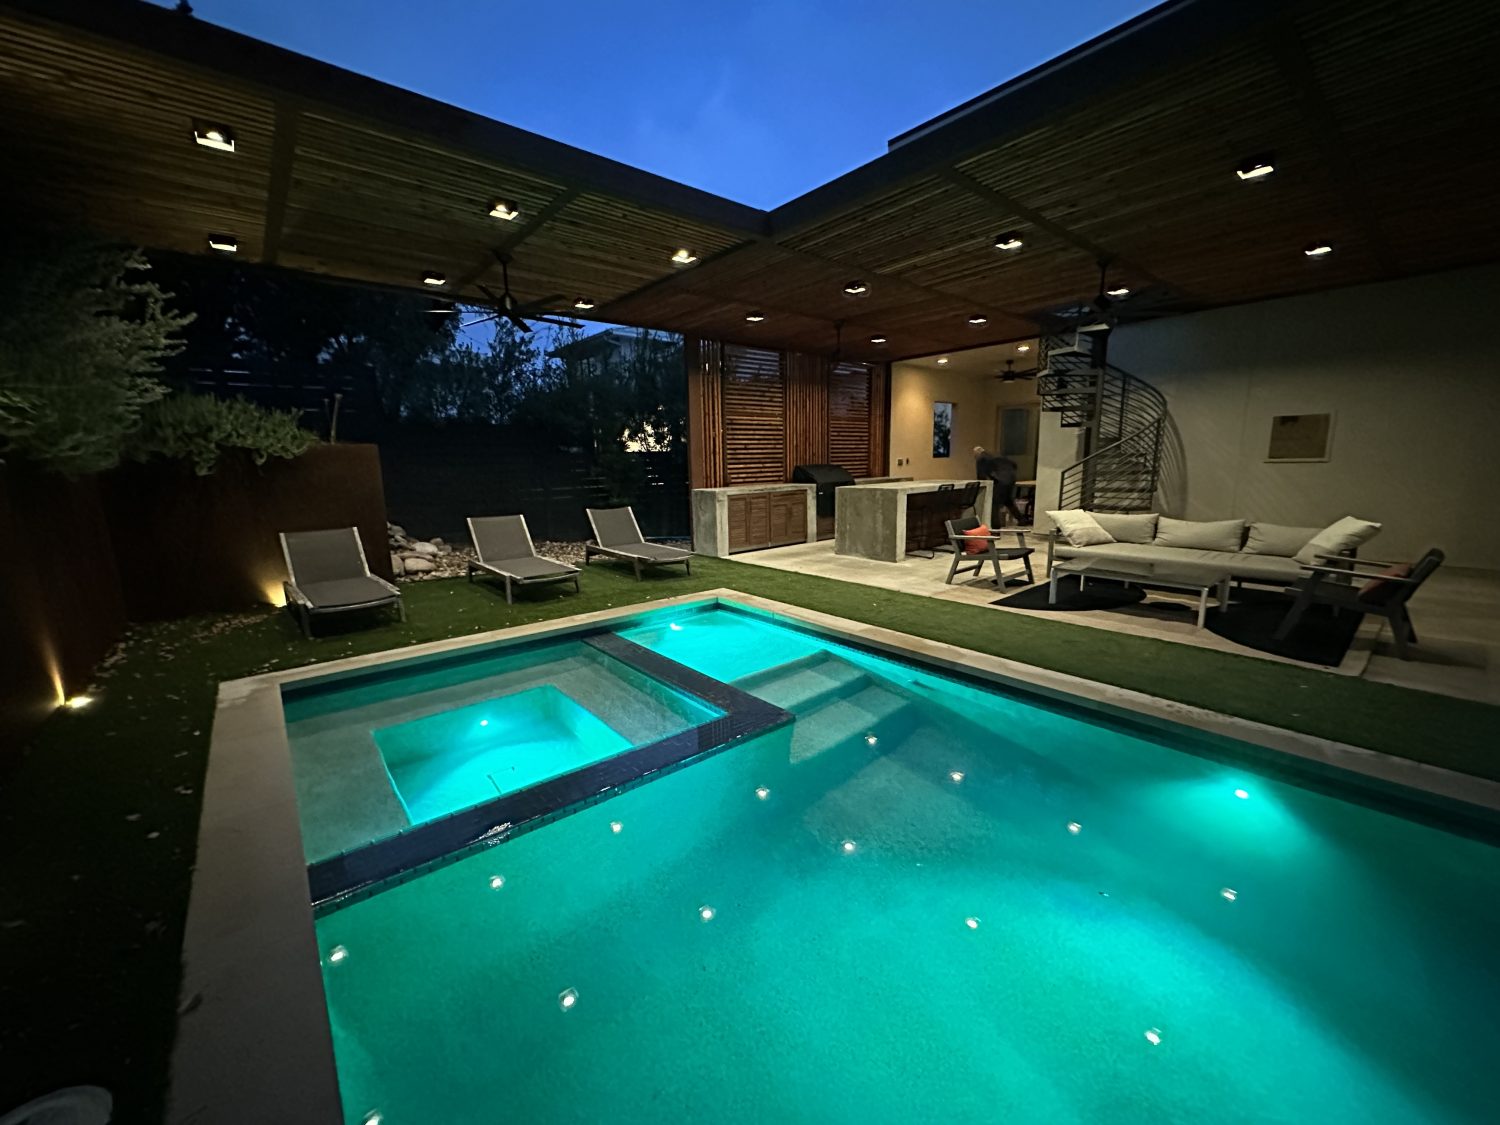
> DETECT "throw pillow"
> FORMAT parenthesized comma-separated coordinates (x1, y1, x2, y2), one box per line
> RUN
(1091, 511, 1159, 544)
(962, 524, 991, 555)
(1046, 509, 1115, 548)
(1153, 517, 1246, 552)
(1244, 523, 1324, 558)
(1358, 562, 1411, 604)
(1294, 516, 1383, 565)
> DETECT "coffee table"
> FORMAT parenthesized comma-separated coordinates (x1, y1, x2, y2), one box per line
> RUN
(1049, 557, 1232, 628)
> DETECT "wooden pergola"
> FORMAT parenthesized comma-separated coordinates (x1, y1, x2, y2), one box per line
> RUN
(2, 0, 1498, 361)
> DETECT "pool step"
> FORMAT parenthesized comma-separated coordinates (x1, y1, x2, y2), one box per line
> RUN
(784, 684, 914, 763)
(734, 653, 871, 713)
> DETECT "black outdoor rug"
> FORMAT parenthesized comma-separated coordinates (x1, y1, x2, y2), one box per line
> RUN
(993, 579, 1360, 666)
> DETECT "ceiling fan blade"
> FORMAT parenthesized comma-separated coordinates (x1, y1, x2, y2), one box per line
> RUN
(459, 312, 502, 330)
(506, 311, 532, 333)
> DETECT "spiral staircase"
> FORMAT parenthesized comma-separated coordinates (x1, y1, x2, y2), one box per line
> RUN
(1035, 323, 1168, 512)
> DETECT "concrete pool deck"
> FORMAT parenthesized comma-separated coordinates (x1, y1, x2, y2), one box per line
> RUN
(172, 589, 1500, 1123)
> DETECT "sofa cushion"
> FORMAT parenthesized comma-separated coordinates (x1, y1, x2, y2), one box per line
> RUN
(1047, 509, 1115, 547)
(1153, 517, 1246, 552)
(1244, 522, 1322, 558)
(1052, 542, 1304, 584)
(1089, 511, 1159, 544)
(1294, 516, 1382, 565)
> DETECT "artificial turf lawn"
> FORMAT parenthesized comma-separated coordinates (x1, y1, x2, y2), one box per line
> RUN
(3, 556, 1497, 1122)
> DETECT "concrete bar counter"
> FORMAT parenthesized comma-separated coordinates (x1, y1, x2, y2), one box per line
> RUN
(834, 479, 992, 562)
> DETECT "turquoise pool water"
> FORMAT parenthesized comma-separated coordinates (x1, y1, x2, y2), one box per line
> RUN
(283, 638, 719, 862)
(314, 606, 1500, 1123)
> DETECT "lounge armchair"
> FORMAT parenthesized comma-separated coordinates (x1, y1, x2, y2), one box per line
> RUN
(1272, 548, 1444, 660)
(584, 506, 692, 580)
(944, 517, 1035, 587)
(467, 514, 580, 604)
(280, 527, 403, 638)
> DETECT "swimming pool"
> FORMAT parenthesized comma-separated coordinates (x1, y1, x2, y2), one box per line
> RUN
(303, 602, 1499, 1123)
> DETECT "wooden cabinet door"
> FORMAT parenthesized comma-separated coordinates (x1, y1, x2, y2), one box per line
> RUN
(727, 496, 750, 552)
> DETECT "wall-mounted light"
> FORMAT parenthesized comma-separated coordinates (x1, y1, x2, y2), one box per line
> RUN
(994, 232, 1023, 251)
(1235, 154, 1275, 181)
(488, 199, 520, 221)
(192, 121, 235, 152)
(207, 234, 238, 254)
(671, 248, 698, 265)
(422, 272, 447, 287)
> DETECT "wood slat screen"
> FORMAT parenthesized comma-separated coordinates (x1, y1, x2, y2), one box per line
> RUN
(685, 338, 725, 488)
(867, 363, 889, 476)
(721, 345, 786, 484)
(783, 352, 829, 477)
(828, 361, 873, 478)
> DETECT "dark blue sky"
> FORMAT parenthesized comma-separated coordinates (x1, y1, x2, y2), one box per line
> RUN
(158, 0, 1159, 209)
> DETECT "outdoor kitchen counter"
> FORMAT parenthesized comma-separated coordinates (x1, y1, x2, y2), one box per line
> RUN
(691, 483, 818, 558)
(834, 479, 993, 562)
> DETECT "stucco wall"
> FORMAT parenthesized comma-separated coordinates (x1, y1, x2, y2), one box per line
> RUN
(1038, 263, 1500, 568)
(890, 362, 1039, 482)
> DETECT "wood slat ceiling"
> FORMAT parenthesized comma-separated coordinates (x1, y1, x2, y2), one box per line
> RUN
(2, 0, 1497, 363)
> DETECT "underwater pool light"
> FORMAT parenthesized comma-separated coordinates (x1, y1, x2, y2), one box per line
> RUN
(610, 820, 623, 834)
(699, 905, 715, 922)
(755, 786, 770, 800)
(489, 875, 505, 890)
(1220, 887, 1238, 902)
(480, 719, 489, 727)
(669, 622, 683, 631)
(558, 987, 579, 1011)
(327, 945, 349, 965)
(965, 917, 980, 930)
(949, 770, 964, 784)
(1234, 788, 1249, 800)
(841, 839, 857, 854)
(864, 733, 878, 746)
(1066, 822, 1081, 835)
(1144, 1028, 1163, 1046)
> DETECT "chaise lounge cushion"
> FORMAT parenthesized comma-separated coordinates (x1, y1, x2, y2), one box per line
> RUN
(1295, 516, 1383, 565)
(480, 555, 576, 580)
(1245, 522, 1322, 558)
(299, 576, 398, 608)
(1153, 517, 1246, 552)
(1090, 511, 1159, 544)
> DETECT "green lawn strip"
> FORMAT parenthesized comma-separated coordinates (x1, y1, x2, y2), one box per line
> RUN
(2, 559, 1495, 1121)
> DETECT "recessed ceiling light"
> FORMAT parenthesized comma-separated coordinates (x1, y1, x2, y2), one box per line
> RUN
(745, 311, 766, 322)
(1016, 344, 1031, 353)
(1106, 286, 1131, 298)
(936, 356, 950, 365)
(1235, 154, 1275, 181)
(671, 248, 698, 265)
(843, 281, 868, 295)
(207, 234, 238, 254)
(1303, 242, 1333, 258)
(869, 335, 887, 345)
(968, 314, 988, 326)
(994, 232, 1023, 251)
(488, 199, 520, 221)
(422, 272, 447, 287)
(573, 297, 595, 310)
(192, 122, 235, 153)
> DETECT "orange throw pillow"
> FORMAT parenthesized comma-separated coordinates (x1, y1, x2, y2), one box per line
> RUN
(962, 524, 991, 555)
(1358, 562, 1411, 603)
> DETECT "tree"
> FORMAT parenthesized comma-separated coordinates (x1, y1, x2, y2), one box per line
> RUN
(0, 228, 192, 474)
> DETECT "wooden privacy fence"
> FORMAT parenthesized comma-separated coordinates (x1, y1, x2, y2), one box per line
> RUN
(378, 424, 689, 542)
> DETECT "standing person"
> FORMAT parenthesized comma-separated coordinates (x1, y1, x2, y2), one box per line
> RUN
(973, 445, 1025, 528)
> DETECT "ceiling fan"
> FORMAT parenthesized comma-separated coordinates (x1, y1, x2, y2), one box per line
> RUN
(461, 253, 582, 333)
(993, 358, 1039, 382)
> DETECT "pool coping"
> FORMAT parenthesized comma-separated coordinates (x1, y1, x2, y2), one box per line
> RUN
(171, 587, 1500, 1124)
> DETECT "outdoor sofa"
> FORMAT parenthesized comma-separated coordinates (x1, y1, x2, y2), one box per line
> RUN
(1042, 511, 1383, 586)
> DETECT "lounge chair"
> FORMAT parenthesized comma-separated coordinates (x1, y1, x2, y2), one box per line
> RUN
(467, 514, 580, 604)
(280, 527, 404, 638)
(584, 506, 692, 580)
(944, 516, 1035, 587)
(1272, 548, 1444, 660)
